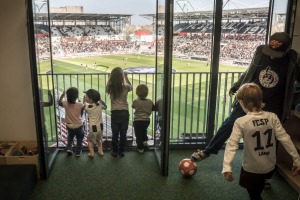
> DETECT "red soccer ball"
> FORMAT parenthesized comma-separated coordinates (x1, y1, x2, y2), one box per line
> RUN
(179, 158, 197, 178)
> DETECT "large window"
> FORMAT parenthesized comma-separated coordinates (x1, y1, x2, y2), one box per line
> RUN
(33, 0, 293, 150)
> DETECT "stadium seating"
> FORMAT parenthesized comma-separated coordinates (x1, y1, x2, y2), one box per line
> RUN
(36, 21, 266, 64)
(51, 26, 62, 36)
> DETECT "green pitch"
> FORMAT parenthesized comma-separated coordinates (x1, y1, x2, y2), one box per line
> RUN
(40, 54, 245, 74)
(40, 54, 246, 139)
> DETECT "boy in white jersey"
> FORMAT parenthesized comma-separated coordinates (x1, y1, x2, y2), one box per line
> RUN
(222, 83, 300, 200)
(132, 84, 155, 153)
(83, 89, 104, 158)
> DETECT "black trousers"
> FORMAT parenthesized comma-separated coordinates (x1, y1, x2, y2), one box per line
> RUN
(111, 110, 129, 152)
(239, 167, 274, 200)
(133, 120, 150, 149)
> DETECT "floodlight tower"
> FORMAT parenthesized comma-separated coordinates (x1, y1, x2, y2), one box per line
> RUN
(223, 0, 250, 9)
(34, 0, 47, 12)
(176, 0, 195, 13)
(175, 0, 196, 24)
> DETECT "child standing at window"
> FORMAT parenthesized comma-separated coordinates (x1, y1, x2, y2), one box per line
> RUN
(58, 87, 84, 157)
(106, 67, 132, 157)
(83, 89, 104, 158)
(222, 83, 300, 200)
(132, 84, 154, 153)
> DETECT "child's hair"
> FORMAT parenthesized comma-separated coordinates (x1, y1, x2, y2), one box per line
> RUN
(106, 67, 125, 99)
(66, 87, 79, 104)
(136, 84, 148, 99)
(236, 83, 264, 112)
(84, 89, 100, 104)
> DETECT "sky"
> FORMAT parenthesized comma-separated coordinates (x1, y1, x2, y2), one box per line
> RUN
(47, 0, 284, 25)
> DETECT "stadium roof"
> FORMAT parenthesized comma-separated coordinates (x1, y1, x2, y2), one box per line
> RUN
(141, 7, 269, 21)
(35, 13, 132, 22)
(34, 7, 269, 24)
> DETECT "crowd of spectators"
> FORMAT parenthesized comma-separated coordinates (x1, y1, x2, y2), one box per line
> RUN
(56, 36, 133, 55)
(220, 34, 265, 61)
(173, 33, 264, 64)
(37, 28, 265, 66)
(38, 36, 135, 57)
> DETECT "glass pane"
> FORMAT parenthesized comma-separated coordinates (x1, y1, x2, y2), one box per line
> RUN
(154, 0, 165, 165)
(271, 0, 288, 34)
(217, 0, 270, 134)
(32, 0, 58, 174)
(171, 1, 215, 144)
(47, 0, 156, 150)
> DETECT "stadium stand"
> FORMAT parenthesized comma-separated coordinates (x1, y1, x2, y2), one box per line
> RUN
(173, 21, 266, 34)
(35, 7, 269, 65)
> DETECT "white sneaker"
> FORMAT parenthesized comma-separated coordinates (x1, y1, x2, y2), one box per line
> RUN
(137, 148, 144, 154)
(88, 153, 94, 158)
(66, 150, 73, 156)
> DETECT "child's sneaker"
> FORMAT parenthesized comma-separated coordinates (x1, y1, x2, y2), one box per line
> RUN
(66, 150, 73, 156)
(137, 148, 144, 154)
(111, 151, 117, 157)
(118, 152, 125, 157)
(88, 153, 94, 158)
(76, 153, 81, 157)
(191, 150, 208, 162)
(98, 151, 104, 156)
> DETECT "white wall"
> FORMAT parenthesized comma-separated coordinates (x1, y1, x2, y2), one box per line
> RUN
(0, 0, 37, 141)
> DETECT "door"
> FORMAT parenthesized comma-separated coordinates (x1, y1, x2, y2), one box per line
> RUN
(27, 0, 59, 179)
(291, 0, 300, 52)
(269, 0, 289, 35)
(154, 0, 174, 176)
(154, 0, 221, 175)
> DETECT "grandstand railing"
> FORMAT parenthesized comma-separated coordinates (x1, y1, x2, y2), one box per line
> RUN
(40, 71, 243, 149)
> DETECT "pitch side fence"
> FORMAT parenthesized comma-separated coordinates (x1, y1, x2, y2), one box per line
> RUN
(40, 72, 243, 149)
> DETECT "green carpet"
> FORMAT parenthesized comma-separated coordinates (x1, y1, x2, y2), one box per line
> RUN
(30, 149, 299, 200)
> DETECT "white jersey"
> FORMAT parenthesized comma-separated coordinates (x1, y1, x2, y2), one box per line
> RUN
(223, 111, 300, 174)
(84, 103, 102, 133)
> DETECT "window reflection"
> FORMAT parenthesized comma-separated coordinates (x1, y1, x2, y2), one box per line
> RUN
(271, 0, 288, 34)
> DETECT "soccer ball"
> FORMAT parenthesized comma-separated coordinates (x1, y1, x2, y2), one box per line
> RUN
(179, 158, 197, 177)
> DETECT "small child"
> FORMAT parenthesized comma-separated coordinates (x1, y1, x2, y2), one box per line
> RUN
(58, 87, 84, 157)
(132, 84, 155, 153)
(154, 98, 163, 130)
(222, 83, 300, 200)
(83, 89, 104, 158)
(106, 67, 132, 157)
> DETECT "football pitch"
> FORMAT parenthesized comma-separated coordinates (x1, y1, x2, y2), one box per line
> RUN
(41, 54, 246, 74)
(40, 54, 245, 138)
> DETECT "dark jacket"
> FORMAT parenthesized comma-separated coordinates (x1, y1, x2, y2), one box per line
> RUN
(230, 45, 300, 121)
